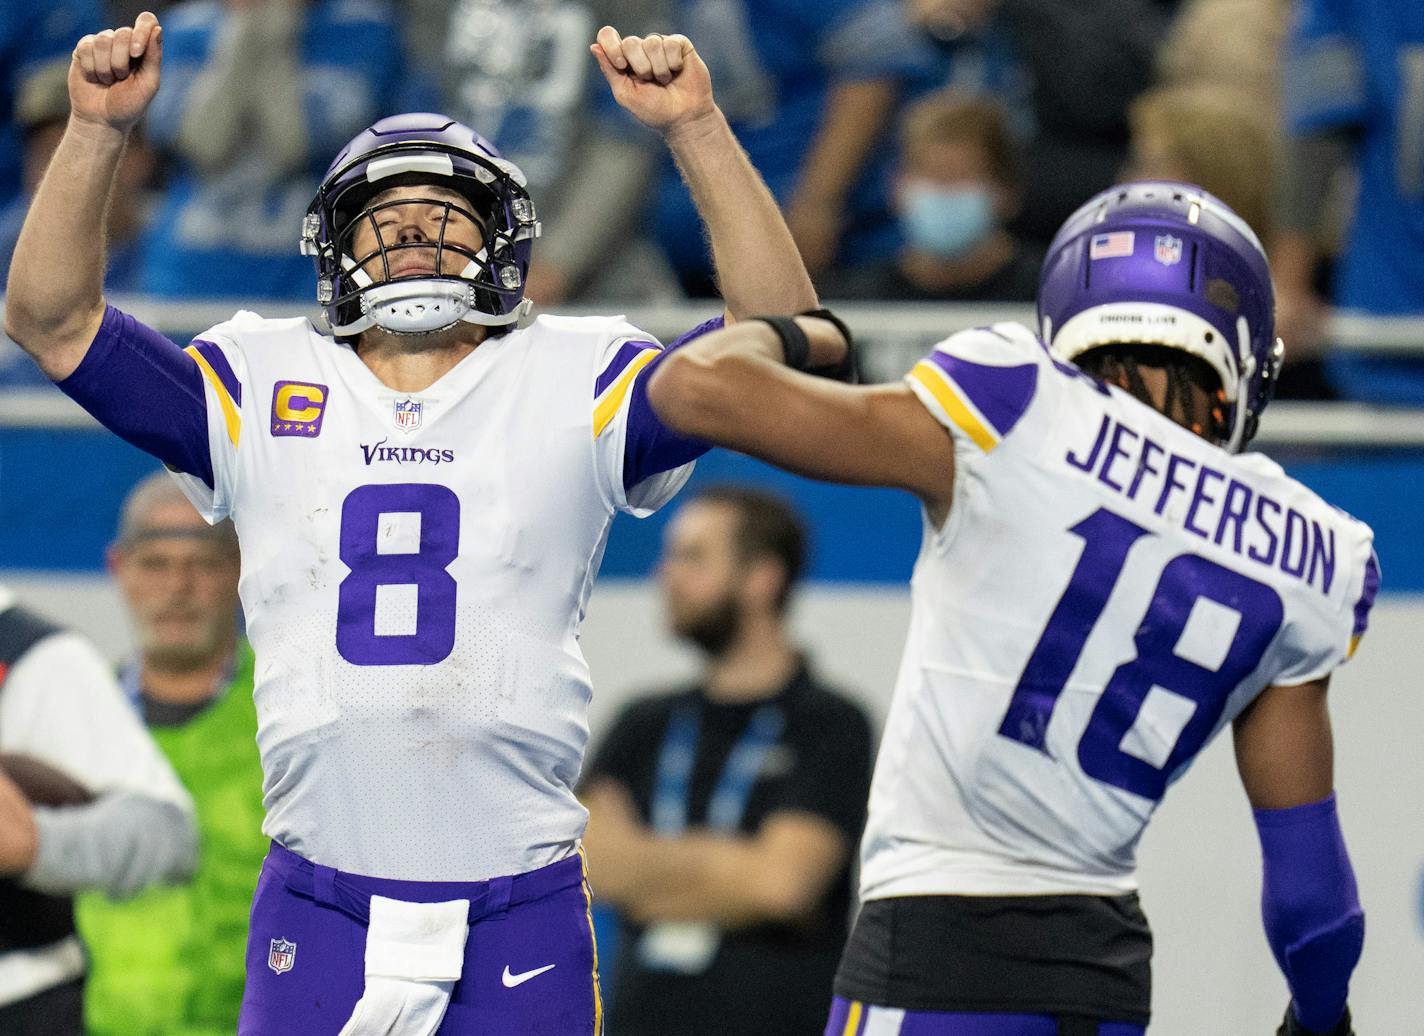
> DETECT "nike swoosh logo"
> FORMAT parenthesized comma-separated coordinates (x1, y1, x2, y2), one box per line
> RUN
(502, 963, 556, 988)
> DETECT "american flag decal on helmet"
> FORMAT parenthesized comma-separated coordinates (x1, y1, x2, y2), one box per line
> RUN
(1089, 231, 1135, 259)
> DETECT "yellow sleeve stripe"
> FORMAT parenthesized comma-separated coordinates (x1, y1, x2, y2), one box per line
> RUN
(592, 348, 659, 439)
(1348, 633, 1363, 659)
(184, 344, 241, 447)
(841, 999, 863, 1036)
(908, 361, 998, 452)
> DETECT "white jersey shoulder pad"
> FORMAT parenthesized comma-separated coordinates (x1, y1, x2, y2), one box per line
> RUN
(906, 322, 1047, 452)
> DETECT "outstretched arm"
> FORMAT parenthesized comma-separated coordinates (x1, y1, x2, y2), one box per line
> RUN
(5, 12, 164, 380)
(1233, 677, 1361, 1036)
(647, 314, 955, 518)
(592, 27, 817, 321)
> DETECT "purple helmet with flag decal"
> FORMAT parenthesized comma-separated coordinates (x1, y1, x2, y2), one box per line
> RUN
(302, 113, 540, 337)
(1037, 181, 1283, 451)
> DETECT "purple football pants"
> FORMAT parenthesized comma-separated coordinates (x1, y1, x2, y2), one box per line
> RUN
(825, 998, 1146, 1035)
(239, 841, 602, 1035)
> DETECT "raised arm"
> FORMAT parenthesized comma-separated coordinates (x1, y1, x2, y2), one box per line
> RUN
(592, 26, 817, 320)
(1233, 677, 1361, 1036)
(4, 11, 163, 380)
(647, 313, 955, 518)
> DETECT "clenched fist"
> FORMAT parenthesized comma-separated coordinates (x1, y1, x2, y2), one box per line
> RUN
(591, 26, 716, 136)
(70, 10, 163, 134)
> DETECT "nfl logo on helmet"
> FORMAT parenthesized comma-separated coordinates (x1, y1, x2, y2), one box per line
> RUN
(393, 398, 423, 432)
(1154, 234, 1183, 266)
(268, 937, 297, 975)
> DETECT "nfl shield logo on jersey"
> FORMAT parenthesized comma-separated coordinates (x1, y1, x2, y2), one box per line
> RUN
(393, 397, 423, 432)
(268, 937, 297, 975)
(1154, 234, 1183, 266)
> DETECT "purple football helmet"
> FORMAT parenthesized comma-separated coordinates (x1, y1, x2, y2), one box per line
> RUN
(1037, 181, 1283, 451)
(302, 113, 540, 337)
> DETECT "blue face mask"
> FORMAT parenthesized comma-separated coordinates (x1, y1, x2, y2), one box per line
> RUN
(901, 182, 996, 258)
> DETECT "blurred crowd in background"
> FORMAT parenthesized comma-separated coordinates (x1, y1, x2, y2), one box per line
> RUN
(1, 0, 1421, 403)
(1, 2, 1420, 1032)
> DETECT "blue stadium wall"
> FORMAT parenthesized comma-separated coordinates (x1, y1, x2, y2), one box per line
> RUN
(1, 426, 1419, 588)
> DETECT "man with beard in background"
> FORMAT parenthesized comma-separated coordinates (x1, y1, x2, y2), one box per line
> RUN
(581, 485, 874, 1036)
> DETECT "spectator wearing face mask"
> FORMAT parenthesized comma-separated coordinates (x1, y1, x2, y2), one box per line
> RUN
(818, 90, 1040, 303)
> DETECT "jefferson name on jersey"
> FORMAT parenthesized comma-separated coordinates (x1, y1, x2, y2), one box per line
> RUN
(870, 322, 1379, 900)
(1062, 409, 1338, 594)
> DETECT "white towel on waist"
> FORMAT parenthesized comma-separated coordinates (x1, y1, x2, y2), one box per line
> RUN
(337, 895, 470, 1036)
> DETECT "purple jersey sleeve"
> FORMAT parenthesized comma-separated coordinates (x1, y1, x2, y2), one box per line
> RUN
(55, 305, 216, 488)
(621, 316, 725, 492)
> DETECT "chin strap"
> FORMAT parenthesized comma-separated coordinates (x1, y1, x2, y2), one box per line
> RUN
(330, 250, 531, 336)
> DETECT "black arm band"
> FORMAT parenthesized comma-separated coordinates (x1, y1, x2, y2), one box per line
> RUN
(752, 315, 811, 370)
(799, 307, 853, 351)
(798, 307, 859, 384)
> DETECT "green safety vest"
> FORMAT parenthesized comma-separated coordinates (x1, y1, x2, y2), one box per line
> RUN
(77, 641, 267, 1036)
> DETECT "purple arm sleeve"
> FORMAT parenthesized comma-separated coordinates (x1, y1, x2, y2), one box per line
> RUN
(55, 306, 216, 489)
(1255, 793, 1364, 1032)
(621, 316, 725, 492)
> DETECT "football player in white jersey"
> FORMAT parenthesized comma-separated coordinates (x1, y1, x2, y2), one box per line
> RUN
(3, 11, 839, 1035)
(645, 183, 1375, 1036)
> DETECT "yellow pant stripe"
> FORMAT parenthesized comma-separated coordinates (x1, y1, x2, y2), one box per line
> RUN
(577, 847, 604, 1035)
(842, 999, 864, 1036)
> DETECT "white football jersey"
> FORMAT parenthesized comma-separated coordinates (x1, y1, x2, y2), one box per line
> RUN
(860, 323, 1379, 899)
(172, 311, 693, 881)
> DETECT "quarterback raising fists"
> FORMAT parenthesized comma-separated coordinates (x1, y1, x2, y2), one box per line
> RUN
(591, 27, 713, 133)
(6, 8, 825, 1034)
(69, 10, 162, 131)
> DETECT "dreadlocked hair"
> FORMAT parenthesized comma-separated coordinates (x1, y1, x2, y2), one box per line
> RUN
(1076, 344, 1229, 445)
